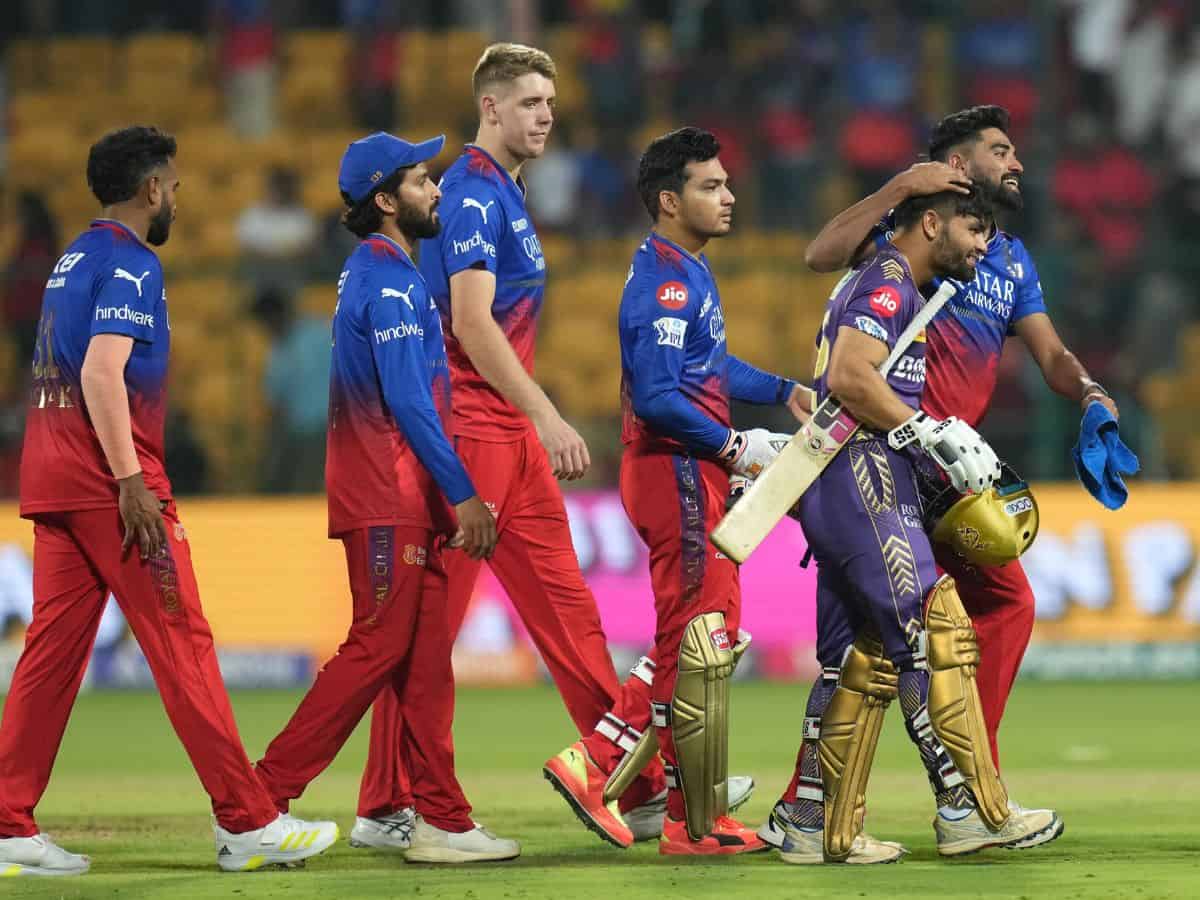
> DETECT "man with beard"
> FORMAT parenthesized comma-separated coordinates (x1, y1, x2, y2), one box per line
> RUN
(253, 132, 518, 864)
(0, 126, 339, 875)
(777, 185, 1060, 863)
(614, 127, 808, 854)
(761, 106, 1084, 853)
(353, 43, 690, 853)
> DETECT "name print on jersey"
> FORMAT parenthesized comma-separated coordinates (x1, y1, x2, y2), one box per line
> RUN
(452, 231, 496, 258)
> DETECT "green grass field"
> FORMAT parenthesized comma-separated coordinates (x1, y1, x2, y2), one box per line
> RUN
(3, 680, 1198, 899)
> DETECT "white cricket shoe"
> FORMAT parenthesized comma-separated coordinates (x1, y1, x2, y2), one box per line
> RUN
(0, 833, 90, 877)
(757, 801, 905, 858)
(215, 813, 339, 871)
(349, 807, 416, 851)
(1004, 799, 1064, 850)
(778, 826, 906, 865)
(934, 804, 1057, 857)
(625, 776, 755, 842)
(404, 815, 520, 864)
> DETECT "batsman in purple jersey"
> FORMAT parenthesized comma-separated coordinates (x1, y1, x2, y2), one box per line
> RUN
(802, 245, 939, 672)
(776, 187, 1057, 865)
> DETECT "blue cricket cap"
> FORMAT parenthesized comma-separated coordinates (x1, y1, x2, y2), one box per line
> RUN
(338, 132, 446, 205)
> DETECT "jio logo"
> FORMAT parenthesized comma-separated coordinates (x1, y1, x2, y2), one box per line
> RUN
(657, 281, 689, 310)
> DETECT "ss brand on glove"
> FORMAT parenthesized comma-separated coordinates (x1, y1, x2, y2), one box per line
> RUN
(718, 428, 791, 478)
(887, 411, 1000, 494)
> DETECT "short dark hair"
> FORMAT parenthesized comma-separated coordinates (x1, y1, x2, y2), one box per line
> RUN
(893, 183, 992, 231)
(86, 126, 177, 206)
(636, 127, 721, 221)
(341, 168, 406, 238)
(928, 105, 1011, 162)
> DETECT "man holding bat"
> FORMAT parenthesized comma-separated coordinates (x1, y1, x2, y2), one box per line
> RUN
(770, 186, 1058, 864)
(764, 107, 1079, 854)
(616, 127, 806, 855)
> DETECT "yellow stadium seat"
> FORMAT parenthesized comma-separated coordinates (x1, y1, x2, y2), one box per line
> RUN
(124, 33, 203, 79)
(283, 31, 349, 68)
(46, 38, 118, 90)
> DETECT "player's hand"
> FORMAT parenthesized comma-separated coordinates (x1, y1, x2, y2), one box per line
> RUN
(533, 410, 591, 480)
(888, 411, 1000, 494)
(449, 496, 497, 560)
(720, 428, 791, 478)
(1082, 390, 1119, 422)
(895, 161, 972, 199)
(725, 474, 752, 513)
(786, 384, 815, 425)
(117, 472, 168, 560)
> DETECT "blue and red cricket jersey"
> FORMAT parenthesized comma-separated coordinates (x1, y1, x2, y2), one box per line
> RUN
(19, 219, 170, 516)
(870, 214, 1047, 425)
(618, 232, 793, 454)
(419, 145, 546, 440)
(326, 233, 474, 537)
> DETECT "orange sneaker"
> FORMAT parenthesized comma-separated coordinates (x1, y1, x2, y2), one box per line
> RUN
(543, 742, 634, 848)
(659, 814, 768, 856)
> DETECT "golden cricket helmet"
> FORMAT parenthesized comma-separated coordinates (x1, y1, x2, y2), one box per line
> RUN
(926, 463, 1039, 567)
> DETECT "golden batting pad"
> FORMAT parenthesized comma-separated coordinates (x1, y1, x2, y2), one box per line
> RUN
(925, 576, 1010, 830)
(819, 634, 898, 861)
(672, 612, 736, 840)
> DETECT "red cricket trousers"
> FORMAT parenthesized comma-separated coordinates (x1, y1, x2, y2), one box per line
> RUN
(357, 430, 663, 820)
(619, 447, 741, 825)
(256, 526, 472, 832)
(0, 506, 278, 836)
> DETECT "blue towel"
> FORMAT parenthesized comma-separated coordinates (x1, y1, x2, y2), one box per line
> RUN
(1072, 401, 1139, 510)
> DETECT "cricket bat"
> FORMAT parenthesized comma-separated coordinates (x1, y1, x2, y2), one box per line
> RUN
(710, 281, 958, 563)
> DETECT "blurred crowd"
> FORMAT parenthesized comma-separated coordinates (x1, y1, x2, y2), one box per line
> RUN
(0, 0, 1197, 495)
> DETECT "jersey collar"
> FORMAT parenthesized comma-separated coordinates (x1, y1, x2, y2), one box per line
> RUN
(91, 218, 144, 244)
(649, 232, 710, 273)
(365, 232, 416, 268)
(464, 143, 527, 199)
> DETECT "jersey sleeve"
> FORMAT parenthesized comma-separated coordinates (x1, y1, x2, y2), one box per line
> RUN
(1009, 239, 1047, 331)
(438, 181, 504, 278)
(726, 355, 795, 405)
(90, 252, 159, 343)
(837, 266, 909, 350)
(366, 274, 476, 506)
(623, 268, 730, 455)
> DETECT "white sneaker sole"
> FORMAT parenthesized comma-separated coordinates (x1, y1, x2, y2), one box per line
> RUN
(218, 825, 340, 872)
(348, 830, 409, 851)
(1005, 815, 1064, 850)
(404, 845, 520, 864)
(0, 861, 89, 877)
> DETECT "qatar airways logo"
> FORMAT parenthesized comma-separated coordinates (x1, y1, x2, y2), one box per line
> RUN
(452, 230, 496, 258)
(374, 322, 424, 343)
(95, 305, 154, 328)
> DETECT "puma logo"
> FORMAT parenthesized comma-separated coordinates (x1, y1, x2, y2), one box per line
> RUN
(381, 284, 416, 310)
(113, 267, 150, 297)
(462, 197, 495, 224)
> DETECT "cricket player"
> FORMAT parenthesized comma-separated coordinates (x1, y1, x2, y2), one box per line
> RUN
(253, 132, 519, 864)
(352, 43, 688, 852)
(762, 106, 1084, 852)
(617, 127, 809, 854)
(773, 186, 1061, 864)
(0, 126, 337, 875)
